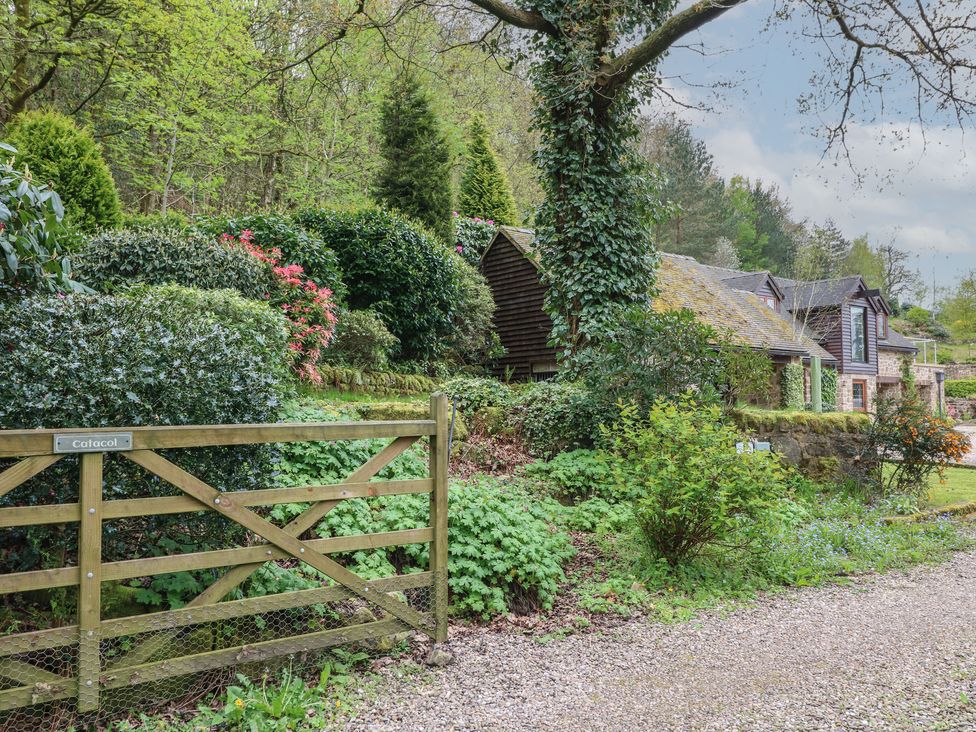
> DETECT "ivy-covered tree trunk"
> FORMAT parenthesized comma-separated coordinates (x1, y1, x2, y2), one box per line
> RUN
(530, 2, 664, 365)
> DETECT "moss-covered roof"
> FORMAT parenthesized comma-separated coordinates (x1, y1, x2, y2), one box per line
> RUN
(655, 255, 836, 362)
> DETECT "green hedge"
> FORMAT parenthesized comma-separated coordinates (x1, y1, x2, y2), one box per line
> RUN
(946, 379, 976, 399)
(295, 208, 463, 362)
(780, 363, 804, 410)
(77, 228, 273, 300)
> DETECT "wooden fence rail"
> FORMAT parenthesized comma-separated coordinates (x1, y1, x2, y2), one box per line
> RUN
(0, 394, 450, 720)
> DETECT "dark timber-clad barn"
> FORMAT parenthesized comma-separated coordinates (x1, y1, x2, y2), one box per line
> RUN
(479, 226, 557, 380)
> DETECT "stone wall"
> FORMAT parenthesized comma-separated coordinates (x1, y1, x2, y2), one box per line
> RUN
(732, 410, 873, 482)
(836, 373, 876, 413)
(944, 363, 976, 380)
(948, 397, 976, 421)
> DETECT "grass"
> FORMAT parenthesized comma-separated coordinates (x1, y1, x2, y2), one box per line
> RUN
(925, 466, 976, 508)
(563, 489, 969, 623)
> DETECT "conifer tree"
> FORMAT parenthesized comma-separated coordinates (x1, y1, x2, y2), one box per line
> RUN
(458, 114, 519, 225)
(374, 72, 453, 243)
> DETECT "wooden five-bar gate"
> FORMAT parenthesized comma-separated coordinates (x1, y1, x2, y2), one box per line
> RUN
(0, 395, 449, 724)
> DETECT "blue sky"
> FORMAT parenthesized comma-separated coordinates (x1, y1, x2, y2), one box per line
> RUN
(655, 1, 975, 306)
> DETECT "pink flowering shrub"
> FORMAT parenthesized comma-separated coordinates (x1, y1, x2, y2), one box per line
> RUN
(453, 213, 496, 266)
(220, 230, 337, 383)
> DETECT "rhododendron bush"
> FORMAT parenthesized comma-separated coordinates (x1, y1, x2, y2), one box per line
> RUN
(222, 230, 337, 382)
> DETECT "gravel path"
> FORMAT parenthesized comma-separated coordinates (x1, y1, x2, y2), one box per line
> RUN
(346, 552, 976, 731)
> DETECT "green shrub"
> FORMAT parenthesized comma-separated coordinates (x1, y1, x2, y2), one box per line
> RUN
(317, 479, 573, 617)
(859, 396, 969, 497)
(0, 143, 82, 297)
(295, 208, 463, 363)
(123, 283, 290, 384)
(522, 449, 632, 503)
(120, 210, 190, 231)
(447, 263, 503, 366)
(326, 309, 398, 370)
(585, 307, 770, 417)
(608, 400, 786, 566)
(513, 380, 595, 458)
(0, 293, 284, 572)
(780, 363, 804, 410)
(77, 227, 273, 299)
(821, 367, 838, 409)
(441, 376, 512, 414)
(272, 400, 428, 489)
(557, 497, 635, 533)
(454, 214, 497, 266)
(3, 110, 121, 232)
(196, 214, 346, 300)
(904, 305, 932, 327)
(946, 379, 976, 399)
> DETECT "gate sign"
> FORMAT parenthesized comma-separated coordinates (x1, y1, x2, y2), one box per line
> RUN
(54, 432, 133, 453)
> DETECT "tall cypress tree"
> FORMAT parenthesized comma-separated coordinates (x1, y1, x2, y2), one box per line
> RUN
(458, 114, 519, 225)
(374, 72, 453, 243)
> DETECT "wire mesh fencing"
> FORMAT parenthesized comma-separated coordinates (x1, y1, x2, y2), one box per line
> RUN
(0, 396, 449, 730)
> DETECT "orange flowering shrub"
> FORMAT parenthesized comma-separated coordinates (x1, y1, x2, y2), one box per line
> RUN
(868, 396, 969, 497)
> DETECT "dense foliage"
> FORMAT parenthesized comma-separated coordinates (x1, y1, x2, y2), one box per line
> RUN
(441, 376, 513, 414)
(862, 396, 969, 497)
(0, 292, 283, 570)
(513, 380, 596, 458)
(296, 208, 464, 363)
(0, 143, 81, 297)
(584, 307, 771, 420)
(780, 363, 805, 410)
(325, 309, 399, 371)
(945, 379, 976, 398)
(77, 227, 273, 299)
(454, 214, 497, 266)
(458, 114, 519, 225)
(608, 400, 786, 566)
(225, 230, 338, 382)
(318, 480, 573, 617)
(3, 110, 121, 232)
(374, 72, 453, 243)
(447, 263, 504, 367)
(821, 367, 838, 409)
(530, 4, 665, 364)
(523, 449, 633, 503)
(197, 214, 346, 300)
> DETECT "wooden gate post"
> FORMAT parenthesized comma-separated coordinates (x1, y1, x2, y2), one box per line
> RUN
(77, 452, 103, 713)
(428, 394, 449, 642)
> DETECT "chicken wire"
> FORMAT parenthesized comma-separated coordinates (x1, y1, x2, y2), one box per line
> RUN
(0, 451, 441, 731)
(0, 561, 435, 731)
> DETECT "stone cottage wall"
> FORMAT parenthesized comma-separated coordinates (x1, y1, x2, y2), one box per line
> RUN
(731, 410, 873, 482)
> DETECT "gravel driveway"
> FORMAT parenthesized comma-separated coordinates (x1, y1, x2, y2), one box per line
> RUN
(346, 551, 976, 731)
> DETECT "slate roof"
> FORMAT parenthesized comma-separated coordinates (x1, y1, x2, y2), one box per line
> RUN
(878, 327, 918, 352)
(777, 276, 866, 311)
(655, 255, 836, 363)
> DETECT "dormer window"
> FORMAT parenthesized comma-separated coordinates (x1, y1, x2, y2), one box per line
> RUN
(877, 312, 888, 339)
(760, 295, 778, 311)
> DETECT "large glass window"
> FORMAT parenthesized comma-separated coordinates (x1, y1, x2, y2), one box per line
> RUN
(851, 306, 867, 363)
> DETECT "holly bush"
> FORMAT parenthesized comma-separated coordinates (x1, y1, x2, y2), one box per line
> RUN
(77, 227, 273, 300)
(0, 292, 284, 572)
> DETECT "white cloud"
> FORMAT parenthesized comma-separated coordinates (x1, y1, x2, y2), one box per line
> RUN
(699, 119, 976, 294)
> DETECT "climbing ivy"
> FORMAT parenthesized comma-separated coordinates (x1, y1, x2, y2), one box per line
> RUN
(781, 363, 805, 410)
(526, 0, 674, 369)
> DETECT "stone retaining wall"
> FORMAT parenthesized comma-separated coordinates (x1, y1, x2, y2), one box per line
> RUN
(948, 397, 976, 421)
(731, 411, 873, 482)
(943, 363, 976, 380)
